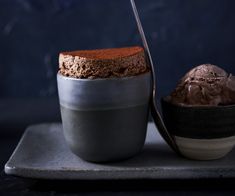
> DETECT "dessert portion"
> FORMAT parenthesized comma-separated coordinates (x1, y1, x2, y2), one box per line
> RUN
(59, 46, 149, 79)
(169, 64, 235, 106)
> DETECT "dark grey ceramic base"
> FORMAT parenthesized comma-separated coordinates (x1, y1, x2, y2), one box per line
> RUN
(5, 123, 235, 180)
(61, 104, 148, 162)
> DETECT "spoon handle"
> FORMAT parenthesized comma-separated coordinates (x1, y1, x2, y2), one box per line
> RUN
(130, 0, 180, 153)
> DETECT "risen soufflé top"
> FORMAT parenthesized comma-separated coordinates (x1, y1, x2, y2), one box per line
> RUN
(58, 46, 149, 79)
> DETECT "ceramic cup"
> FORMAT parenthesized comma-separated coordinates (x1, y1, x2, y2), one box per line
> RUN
(161, 97, 235, 160)
(57, 72, 151, 162)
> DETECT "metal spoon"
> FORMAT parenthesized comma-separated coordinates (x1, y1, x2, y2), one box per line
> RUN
(130, 0, 179, 154)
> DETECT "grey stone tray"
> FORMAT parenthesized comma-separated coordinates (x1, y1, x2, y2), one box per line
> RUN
(4, 123, 235, 180)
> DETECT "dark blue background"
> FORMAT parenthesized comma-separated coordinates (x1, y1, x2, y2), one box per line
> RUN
(1, 0, 235, 99)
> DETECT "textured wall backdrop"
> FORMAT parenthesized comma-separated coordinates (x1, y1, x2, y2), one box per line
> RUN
(1, 0, 235, 99)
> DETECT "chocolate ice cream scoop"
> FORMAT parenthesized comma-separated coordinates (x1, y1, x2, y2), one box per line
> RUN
(161, 64, 235, 160)
(169, 64, 235, 106)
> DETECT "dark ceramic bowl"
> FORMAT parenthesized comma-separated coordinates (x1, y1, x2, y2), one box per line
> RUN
(161, 97, 235, 160)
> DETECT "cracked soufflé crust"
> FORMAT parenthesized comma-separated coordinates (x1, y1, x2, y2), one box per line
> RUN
(58, 46, 149, 79)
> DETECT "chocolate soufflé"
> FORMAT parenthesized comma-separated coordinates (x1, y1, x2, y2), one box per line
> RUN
(59, 46, 149, 79)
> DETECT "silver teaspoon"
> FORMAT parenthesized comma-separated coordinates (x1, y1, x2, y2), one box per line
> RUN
(130, 0, 180, 154)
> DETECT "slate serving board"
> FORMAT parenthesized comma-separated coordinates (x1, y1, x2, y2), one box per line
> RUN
(4, 123, 235, 180)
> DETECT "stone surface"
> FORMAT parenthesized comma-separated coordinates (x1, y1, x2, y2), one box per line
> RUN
(4, 123, 235, 180)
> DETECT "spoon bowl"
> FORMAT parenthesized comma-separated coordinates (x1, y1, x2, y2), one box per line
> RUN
(130, 0, 179, 154)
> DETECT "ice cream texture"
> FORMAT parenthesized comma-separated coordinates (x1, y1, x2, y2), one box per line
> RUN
(169, 64, 235, 106)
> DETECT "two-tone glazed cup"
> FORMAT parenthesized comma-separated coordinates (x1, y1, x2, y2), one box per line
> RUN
(57, 72, 151, 162)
